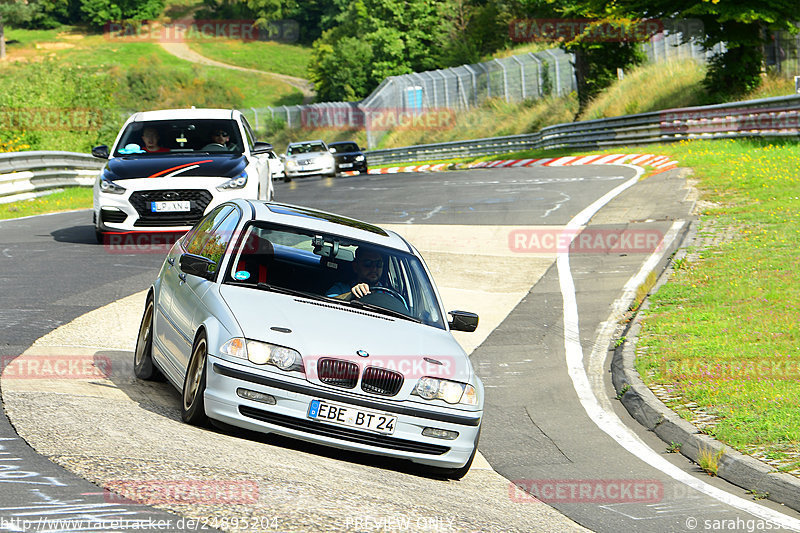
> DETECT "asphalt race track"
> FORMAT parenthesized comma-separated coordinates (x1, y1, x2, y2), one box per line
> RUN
(1, 165, 798, 532)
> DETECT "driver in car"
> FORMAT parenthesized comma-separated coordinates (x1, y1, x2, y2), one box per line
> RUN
(327, 248, 385, 300)
(210, 129, 237, 150)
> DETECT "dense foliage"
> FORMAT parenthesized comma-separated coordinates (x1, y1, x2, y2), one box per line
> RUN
(3, 0, 796, 106)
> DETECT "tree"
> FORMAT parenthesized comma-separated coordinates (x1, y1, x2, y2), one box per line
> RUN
(307, 0, 444, 101)
(0, 1, 36, 60)
(574, 0, 799, 98)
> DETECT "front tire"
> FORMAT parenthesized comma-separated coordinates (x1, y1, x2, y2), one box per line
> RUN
(133, 294, 163, 380)
(431, 430, 480, 480)
(182, 333, 209, 425)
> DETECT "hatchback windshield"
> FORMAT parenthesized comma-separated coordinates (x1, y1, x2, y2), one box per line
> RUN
(223, 222, 445, 328)
(114, 119, 244, 156)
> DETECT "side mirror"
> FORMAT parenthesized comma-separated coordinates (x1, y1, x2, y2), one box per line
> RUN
(179, 253, 217, 280)
(252, 141, 273, 154)
(448, 310, 479, 332)
(92, 145, 109, 159)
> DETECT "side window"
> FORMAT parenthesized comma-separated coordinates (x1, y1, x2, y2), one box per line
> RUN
(199, 209, 241, 270)
(241, 117, 256, 152)
(184, 205, 235, 257)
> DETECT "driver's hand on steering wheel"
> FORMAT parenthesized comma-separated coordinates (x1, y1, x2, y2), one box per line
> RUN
(351, 283, 371, 298)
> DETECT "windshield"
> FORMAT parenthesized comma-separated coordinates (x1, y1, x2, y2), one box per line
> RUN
(330, 142, 359, 153)
(287, 142, 326, 155)
(223, 222, 445, 329)
(113, 119, 244, 156)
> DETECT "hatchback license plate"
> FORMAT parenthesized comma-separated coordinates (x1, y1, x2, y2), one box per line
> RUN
(308, 399, 396, 435)
(339, 163, 353, 168)
(151, 201, 190, 212)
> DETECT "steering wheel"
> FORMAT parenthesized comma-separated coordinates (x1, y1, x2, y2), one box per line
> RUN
(201, 143, 227, 151)
(367, 286, 408, 310)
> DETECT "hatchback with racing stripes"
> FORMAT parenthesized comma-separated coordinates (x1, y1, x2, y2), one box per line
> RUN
(91, 108, 274, 243)
(134, 199, 483, 478)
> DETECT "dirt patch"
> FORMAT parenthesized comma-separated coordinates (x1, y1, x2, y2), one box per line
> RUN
(34, 42, 75, 50)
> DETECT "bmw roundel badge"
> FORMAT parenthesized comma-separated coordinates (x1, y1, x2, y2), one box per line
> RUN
(356, 350, 369, 358)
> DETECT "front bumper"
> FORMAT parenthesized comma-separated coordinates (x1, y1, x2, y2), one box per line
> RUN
(285, 161, 335, 178)
(204, 356, 482, 468)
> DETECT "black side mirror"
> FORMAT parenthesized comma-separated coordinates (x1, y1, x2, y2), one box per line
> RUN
(180, 253, 217, 280)
(448, 310, 479, 332)
(92, 145, 109, 159)
(252, 141, 273, 154)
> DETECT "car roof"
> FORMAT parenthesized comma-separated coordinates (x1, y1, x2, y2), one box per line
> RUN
(287, 140, 326, 146)
(328, 141, 358, 146)
(246, 201, 412, 253)
(130, 108, 238, 122)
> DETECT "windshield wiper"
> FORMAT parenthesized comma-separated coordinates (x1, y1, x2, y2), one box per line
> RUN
(348, 299, 421, 323)
(226, 281, 325, 301)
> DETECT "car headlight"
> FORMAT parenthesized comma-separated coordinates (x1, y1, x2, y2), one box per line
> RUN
(220, 338, 304, 371)
(412, 377, 477, 405)
(99, 175, 126, 195)
(217, 172, 248, 190)
(286, 160, 297, 169)
(355, 155, 365, 162)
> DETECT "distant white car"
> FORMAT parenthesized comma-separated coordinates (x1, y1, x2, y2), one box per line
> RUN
(91, 108, 274, 242)
(283, 139, 335, 180)
(134, 199, 483, 478)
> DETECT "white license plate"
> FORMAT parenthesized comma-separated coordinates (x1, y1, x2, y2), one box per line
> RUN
(339, 163, 353, 168)
(307, 399, 396, 435)
(151, 201, 190, 212)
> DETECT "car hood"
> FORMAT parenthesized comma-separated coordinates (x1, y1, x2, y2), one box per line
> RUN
(106, 154, 247, 180)
(219, 285, 472, 382)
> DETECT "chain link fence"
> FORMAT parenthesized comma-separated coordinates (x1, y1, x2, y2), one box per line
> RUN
(245, 29, 800, 149)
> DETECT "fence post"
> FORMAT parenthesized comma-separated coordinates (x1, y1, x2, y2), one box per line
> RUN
(544, 49, 561, 96)
(528, 53, 543, 97)
(282, 106, 291, 128)
(494, 58, 510, 103)
(510, 55, 526, 100)
(463, 65, 478, 107)
(250, 108, 259, 131)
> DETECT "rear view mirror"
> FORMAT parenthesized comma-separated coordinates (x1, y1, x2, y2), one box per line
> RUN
(180, 253, 217, 280)
(92, 145, 109, 159)
(448, 310, 479, 332)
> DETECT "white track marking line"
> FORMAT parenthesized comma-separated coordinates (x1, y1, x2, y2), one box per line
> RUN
(557, 164, 800, 530)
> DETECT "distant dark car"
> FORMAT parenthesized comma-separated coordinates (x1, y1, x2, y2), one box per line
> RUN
(328, 141, 368, 174)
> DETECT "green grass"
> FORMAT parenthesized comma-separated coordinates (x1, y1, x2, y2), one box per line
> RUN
(0, 188, 92, 220)
(187, 39, 313, 78)
(632, 138, 800, 471)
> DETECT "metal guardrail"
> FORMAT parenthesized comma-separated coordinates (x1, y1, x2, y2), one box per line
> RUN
(1, 95, 798, 201)
(0, 151, 104, 203)
(365, 94, 800, 165)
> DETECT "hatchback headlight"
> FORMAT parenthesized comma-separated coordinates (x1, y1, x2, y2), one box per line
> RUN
(355, 155, 365, 162)
(412, 377, 477, 405)
(217, 172, 248, 190)
(285, 160, 297, 169)
(99, 176, 126, 195)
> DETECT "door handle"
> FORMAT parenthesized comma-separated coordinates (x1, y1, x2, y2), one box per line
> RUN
(167, 257, 175, 266)
(179, 273, 186, 283)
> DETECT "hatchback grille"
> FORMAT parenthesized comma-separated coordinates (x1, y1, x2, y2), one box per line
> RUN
(317, 358, 359, 389)
(361, 366, 404, 396)
(129, 189, 212, 227)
